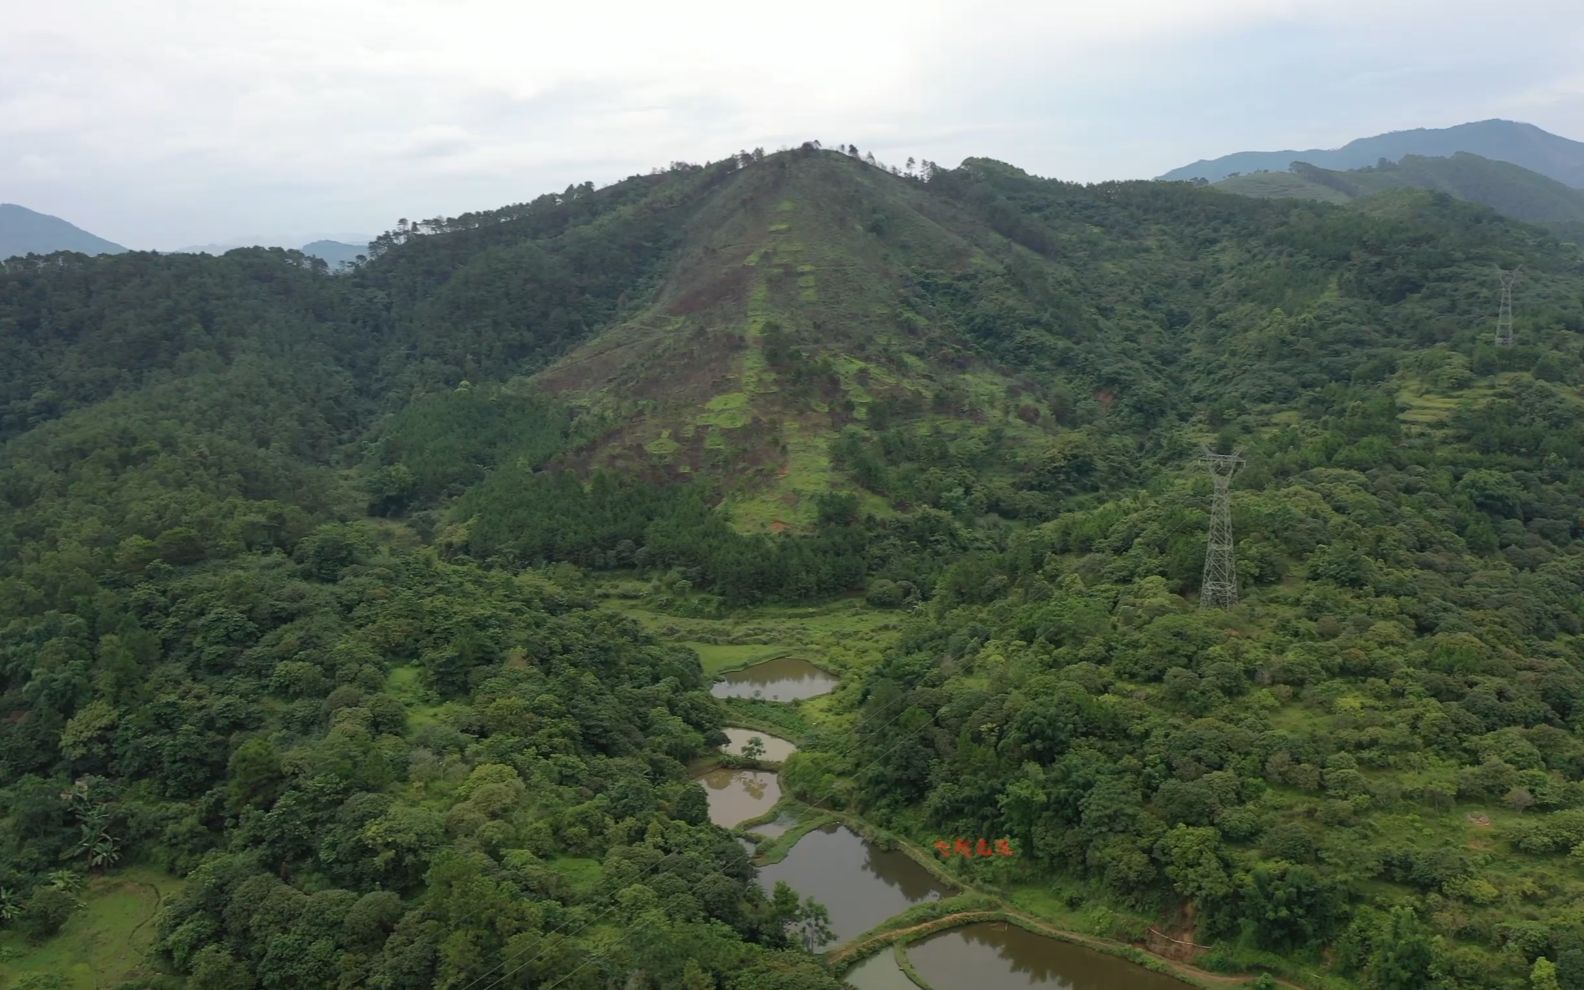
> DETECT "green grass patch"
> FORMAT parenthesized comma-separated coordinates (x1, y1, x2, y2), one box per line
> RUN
(698, 391, 752, 429)
(0, 867, 183, 990)
(387, 664, 446, 729)
(686, 641, 796, 676)
(545, 856, 602, 896)
(645, 429, 681, 456)
(727, 419, 834, 533)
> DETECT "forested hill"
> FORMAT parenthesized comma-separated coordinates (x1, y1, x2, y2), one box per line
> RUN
(3, 145, 1584, 989)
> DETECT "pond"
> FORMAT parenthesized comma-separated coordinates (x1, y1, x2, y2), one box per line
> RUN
(696, 769, 781, 828)
(711, 657, 840, 702)
(842, 948, 917, 990)
(755, 823, 952, 944)
(906, 922, 1194, 990)
(720, 727, 799, 762)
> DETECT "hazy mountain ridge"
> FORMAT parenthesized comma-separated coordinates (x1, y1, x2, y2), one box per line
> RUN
(1162, 119, 1584, 188)
(300, 239, 367, 266)
(176, 237, 370, 266)
(0, 203, 126, 260)
(1214, 152, 1584, 225)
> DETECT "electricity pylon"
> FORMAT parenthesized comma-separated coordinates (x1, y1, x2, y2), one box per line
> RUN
(1200, 447, 1244, 609)
(1495, 268, 1520, 348)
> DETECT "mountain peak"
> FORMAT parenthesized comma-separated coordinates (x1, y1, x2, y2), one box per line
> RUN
(0, 203, 126, 261)
(1160, 119, 1584, 188)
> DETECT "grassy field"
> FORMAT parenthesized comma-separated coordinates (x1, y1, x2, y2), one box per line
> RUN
(598, 593, 902, 677)
(683, 642, 796, 676)
(386, 663, 448, 729)
(0, 867, 182, 989)
(544, 856, 603, 897)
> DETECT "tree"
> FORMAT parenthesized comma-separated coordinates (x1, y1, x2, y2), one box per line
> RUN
(19, 886, 77, 943)
(45, 870, 83, 893)
(681, 959, 715, 990)
(794, 896, 834, 952)
(1367, 906, 1434, 990)
(1532, 957, 1562, 990)
(189, 944, 259, 990)
(742, 736, 766, 761)
(1243, 862, 1344, 951)
(0, 886, 21, 924)
(1156, 825, 1233, 904)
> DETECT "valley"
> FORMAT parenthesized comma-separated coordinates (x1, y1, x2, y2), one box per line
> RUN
(3, 144, 1584, 990)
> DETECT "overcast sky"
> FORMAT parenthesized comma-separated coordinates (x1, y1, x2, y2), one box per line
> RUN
(4, 0, 1583, 250)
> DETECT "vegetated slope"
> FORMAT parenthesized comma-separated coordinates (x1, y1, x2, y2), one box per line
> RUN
(3, 147, 1584, 990)
(1216, 153, 1584, 225)
(1162, 118, 1584, 187)
(825, 165, 1584, 989)
(0, 203, 126, 260)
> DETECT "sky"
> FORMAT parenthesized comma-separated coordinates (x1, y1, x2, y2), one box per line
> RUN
(4, 0, 1583, 250)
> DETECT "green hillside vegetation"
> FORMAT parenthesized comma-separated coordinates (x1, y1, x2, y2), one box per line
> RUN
(2, 144, 1584, 989)
(1216, 153, 1584, 226)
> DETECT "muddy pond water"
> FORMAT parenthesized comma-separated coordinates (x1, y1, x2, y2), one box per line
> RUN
(841, 948, 917, 990)
(720, 727, 799, 762)
(745, 811, 798, 839)
(710, 657, 840, 702)
(697, 769, 781, 828)
(755, 823, 952, 944)
(905, 922, 1194, 990)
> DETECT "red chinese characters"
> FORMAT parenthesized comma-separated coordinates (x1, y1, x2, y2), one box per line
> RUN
(933, 837, 1016, 859)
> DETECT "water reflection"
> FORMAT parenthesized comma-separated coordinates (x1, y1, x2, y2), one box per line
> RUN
(720, 727, 799, 762)
(755, 823, 951, 943)
(711, 657, 840, 702)
(843, 948, 918, 990)
(698, 769, 781, 828)
(907, 922, 1193, 990)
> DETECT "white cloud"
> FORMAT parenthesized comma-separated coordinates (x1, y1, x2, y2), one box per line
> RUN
(3, 0, 1581, 246)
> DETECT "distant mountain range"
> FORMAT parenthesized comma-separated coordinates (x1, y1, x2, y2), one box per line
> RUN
(300, 240, 368, 267)
(1, 205, 370, 267)
(1213, 152, 1584, 226)
(0, 204, 126, 260)
(1161, 119, 1584, 188)
(176, 237, 370, 267)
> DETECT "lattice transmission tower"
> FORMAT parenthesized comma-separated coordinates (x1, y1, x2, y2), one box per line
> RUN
(1200, 447, 1244, 609)
(1495, 268, 1520, 348)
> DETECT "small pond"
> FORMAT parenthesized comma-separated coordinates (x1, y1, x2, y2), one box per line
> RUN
(711, 657, 840, 702)
(755, 823, 951, 944)
(697, 768, 781, 828)
(906, 922, 1195, 990)
(720, 727, 799, 762)
(842, 948, 917, 990)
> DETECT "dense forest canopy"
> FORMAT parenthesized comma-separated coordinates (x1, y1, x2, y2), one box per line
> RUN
(3, 144, 1584, 989)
